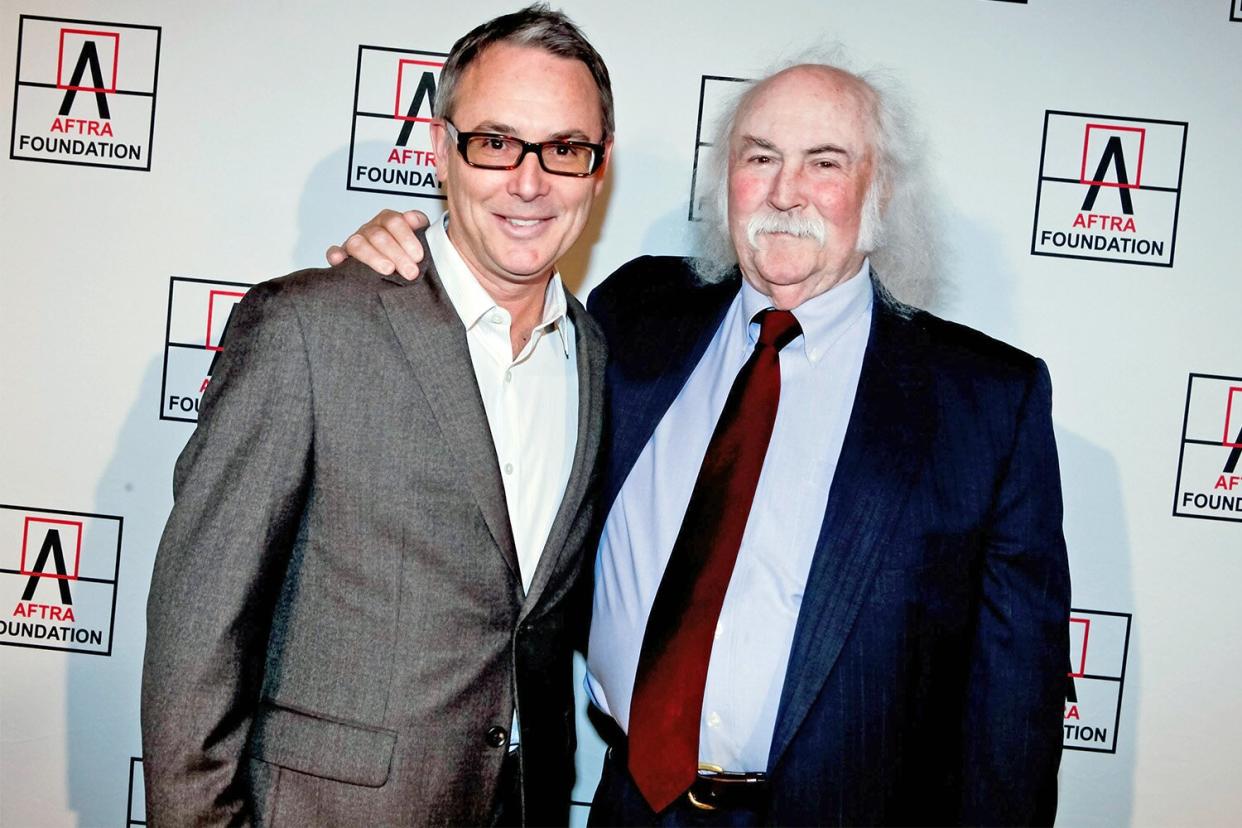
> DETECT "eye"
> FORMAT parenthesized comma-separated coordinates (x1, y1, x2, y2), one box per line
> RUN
(485, 137, 508, 151)
(747, 154, 772, 165)
(814, 158, 839, 169)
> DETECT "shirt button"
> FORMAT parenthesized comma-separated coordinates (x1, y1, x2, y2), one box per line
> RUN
(706, 712, 721, 729)
(486, 725, 508, 748)
(504, 370, 512, 383)
(490, 314, 504, 325)
(504, 463, 514, 475)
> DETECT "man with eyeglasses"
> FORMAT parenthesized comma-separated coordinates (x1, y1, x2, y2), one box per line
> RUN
(141, 7, 610, 826)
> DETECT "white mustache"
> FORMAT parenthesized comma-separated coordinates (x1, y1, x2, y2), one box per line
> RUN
(746, 212, 826, 248)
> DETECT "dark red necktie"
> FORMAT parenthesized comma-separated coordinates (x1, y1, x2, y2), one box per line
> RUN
(627, 308, 802, 812)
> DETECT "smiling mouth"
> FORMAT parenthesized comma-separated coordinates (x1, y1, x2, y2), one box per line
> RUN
(495, 215, 555, 239)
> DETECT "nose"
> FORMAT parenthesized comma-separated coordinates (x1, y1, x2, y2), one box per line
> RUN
(509, 148, 551, 202)
(768, 164, 804, 212)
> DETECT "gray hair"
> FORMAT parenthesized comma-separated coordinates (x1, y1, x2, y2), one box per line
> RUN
(435, 4, 614, 140)
(692, 50, 938, 308)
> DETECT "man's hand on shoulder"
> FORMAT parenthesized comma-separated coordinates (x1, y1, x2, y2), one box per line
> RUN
(325, 209, 431, 280)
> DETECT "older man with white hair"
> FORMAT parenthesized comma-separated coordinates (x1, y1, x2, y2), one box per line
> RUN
(331, 58, 1069, 828)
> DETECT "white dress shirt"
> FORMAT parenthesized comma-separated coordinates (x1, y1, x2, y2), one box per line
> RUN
(587, 261, 873, 771)
(426, 217, 579, 748)
(426, 217, 578, 594)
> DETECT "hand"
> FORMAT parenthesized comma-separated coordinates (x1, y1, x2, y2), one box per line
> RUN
(325, 209, 431, 280)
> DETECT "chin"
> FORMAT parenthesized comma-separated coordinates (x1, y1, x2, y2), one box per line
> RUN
(751, 258, 819, 286)
(500, 257, 557, 280)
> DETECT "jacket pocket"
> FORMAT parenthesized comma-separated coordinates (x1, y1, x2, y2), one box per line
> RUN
(245, 699, 397, 787)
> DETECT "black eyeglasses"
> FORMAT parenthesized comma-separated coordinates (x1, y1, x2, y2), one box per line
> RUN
(443, 120, 605, 177)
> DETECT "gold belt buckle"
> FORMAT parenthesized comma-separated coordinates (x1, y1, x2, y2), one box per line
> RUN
(687, 763, 724, 811)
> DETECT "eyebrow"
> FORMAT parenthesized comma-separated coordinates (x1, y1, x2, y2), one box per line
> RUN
(806, 143, 851, 158)
(471, 121, 595, 142)
(740, 134, 778, 151)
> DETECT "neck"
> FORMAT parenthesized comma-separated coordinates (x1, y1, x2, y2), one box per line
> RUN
(447, 224, 553, 358)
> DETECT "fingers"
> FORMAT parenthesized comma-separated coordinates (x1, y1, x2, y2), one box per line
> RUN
(344, 208, 407, 275)
(341, 230, 396, 276)
(402, 210, 431, 231)
(385, 211, 429, 279)
(338, 209, 420, 280)
(332, 210, 432, 281)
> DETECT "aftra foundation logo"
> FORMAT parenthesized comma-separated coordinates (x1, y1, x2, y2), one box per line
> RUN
(1031, 111, 1187, 267)
(348, 45, 447, 199)
(9, 15, 161, 170)
(0, 504, 123, 655)
(1064, 609, 1132, 753)
(1173, 373, 1242, 522)
(687, 75, 751, 221)
(161, 277, 252, 423)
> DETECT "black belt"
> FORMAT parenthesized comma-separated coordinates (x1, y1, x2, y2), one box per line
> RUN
(599, 717, 771, 815)
(684, 763, 770, 812)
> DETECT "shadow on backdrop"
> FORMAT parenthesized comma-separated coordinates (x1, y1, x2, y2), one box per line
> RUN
(69, 356, 190, 825)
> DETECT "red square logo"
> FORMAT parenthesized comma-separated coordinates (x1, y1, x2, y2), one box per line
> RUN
(393, 58, 443, 122)
(56, 28, 120, 94)
(205, 290, 246, 351)
(1079, 123, 1145, 188)
(1068, 616, 1090, 678)
(1223, 386, 1242, 448)
(20, 517, 83, 579)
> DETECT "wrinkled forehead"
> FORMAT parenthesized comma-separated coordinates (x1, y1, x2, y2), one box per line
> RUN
(731, 65, 877, 153)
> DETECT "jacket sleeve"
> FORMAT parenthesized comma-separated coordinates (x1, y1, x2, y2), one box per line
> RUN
(141, 281, 313, 826)
(959, 359, 1071, 826)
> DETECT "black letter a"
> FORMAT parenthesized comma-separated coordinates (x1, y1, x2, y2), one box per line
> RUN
(21, 530, 73, 605)
(1080, 136, 1134, 215)
(395, 72, 437, 147)
(58, 41, 111, 119)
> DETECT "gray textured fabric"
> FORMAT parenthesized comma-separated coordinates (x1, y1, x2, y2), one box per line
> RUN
(142, 247, 606, 827)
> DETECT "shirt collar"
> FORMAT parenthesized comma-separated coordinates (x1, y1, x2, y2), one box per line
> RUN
(426, 214, 571, 356)
(741, 258, 874, 364)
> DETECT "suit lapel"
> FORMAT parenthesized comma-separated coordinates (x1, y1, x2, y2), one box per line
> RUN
(602, 272, 741, 513)
(379, 254, 521, 583)
(767, 286, 936, 768)
(521, 296, 606, 613)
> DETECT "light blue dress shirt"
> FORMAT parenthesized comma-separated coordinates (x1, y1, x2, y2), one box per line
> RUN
(587, 261, 874, 771)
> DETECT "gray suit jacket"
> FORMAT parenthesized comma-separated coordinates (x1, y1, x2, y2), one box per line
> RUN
(142, 250, 606, 826)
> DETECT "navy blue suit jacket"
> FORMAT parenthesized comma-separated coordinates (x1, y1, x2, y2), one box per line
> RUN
(587, 257, 1070, 826)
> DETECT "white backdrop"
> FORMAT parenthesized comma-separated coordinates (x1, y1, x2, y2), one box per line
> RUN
(1, 1, 1239, 825)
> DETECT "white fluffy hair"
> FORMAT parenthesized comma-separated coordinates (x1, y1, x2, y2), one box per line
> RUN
(692, 47, 939, 308)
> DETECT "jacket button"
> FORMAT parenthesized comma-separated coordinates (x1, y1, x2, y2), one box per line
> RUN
(486, 726, 508, 748)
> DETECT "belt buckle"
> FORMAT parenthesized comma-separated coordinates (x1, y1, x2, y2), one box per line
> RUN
(687, 763, 724, 811)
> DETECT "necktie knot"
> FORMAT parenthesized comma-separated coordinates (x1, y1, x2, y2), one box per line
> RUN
(756, 309, 802, 351)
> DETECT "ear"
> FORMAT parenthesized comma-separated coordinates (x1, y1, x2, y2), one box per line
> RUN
(593, 137, 614, 196)
(430, 120, 451, 185)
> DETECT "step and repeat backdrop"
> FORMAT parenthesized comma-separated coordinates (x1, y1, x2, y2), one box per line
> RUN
(1, 1, 1239, 825)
